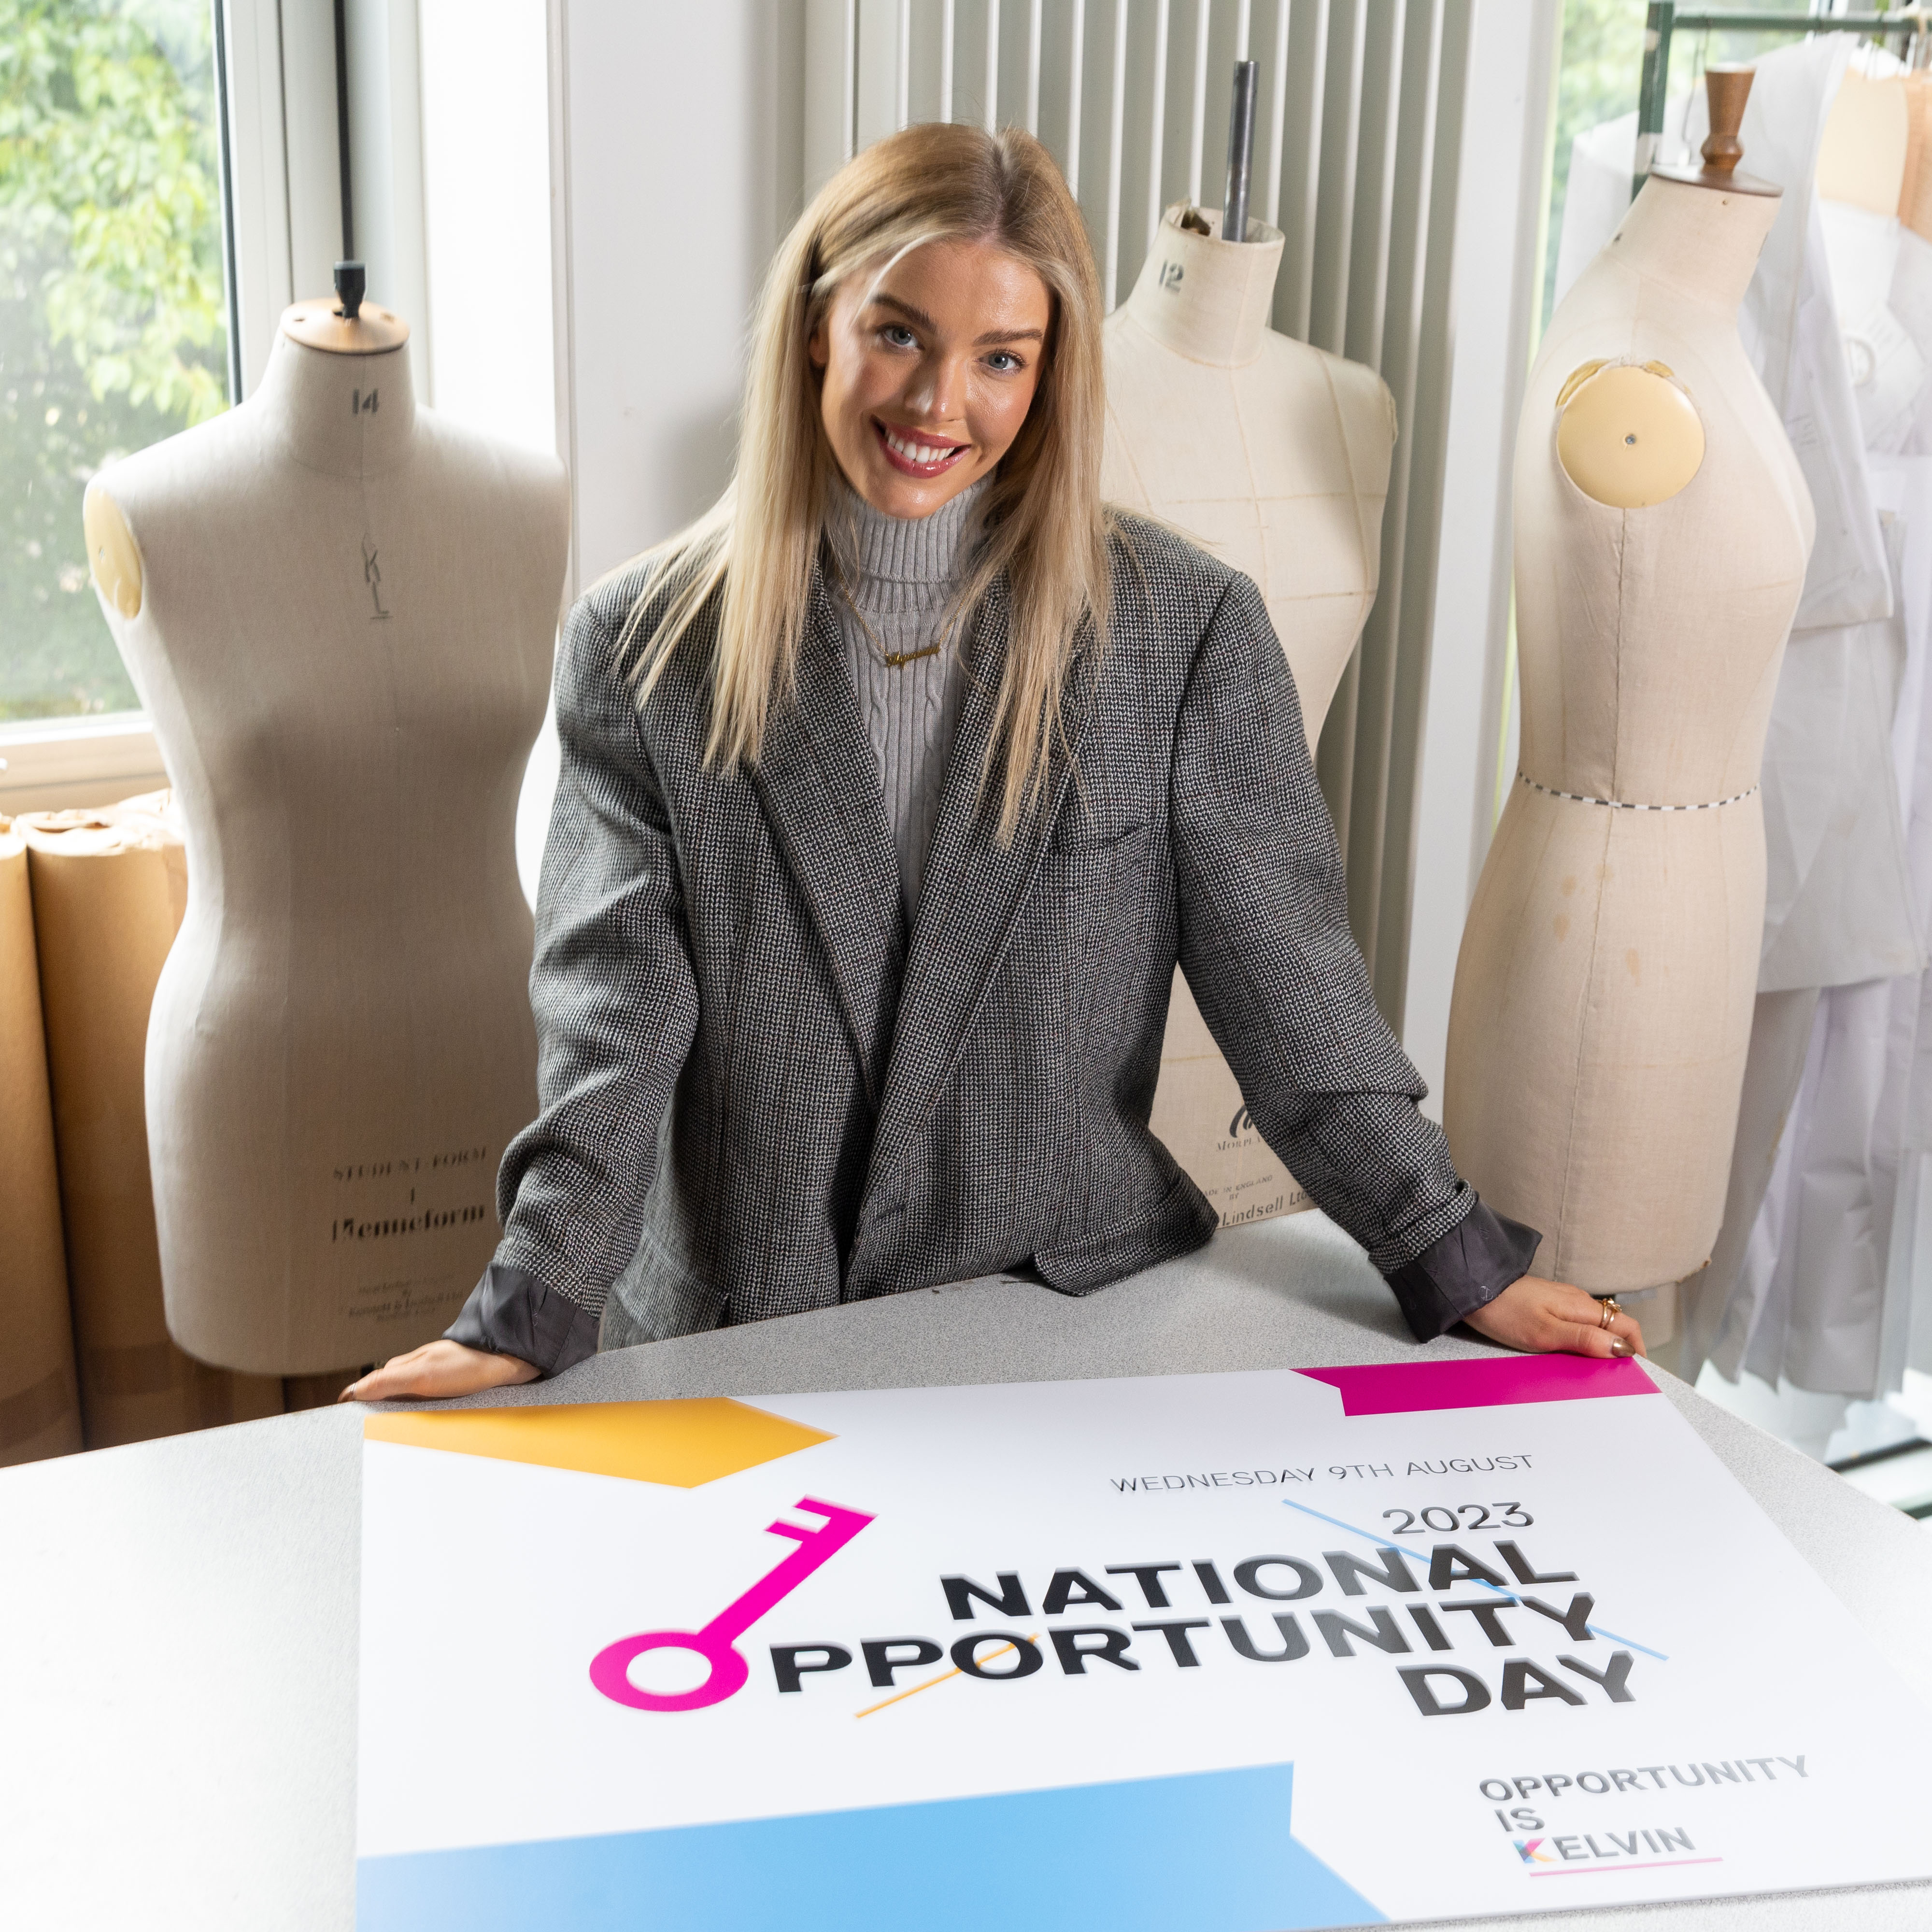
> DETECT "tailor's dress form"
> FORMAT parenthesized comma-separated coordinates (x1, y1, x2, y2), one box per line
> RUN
(1103, 208, 1396, 1229)
(1102, 207, 1393, 748)
(95, 332, 569, 1373)
(1445, 176, 1814, 1293)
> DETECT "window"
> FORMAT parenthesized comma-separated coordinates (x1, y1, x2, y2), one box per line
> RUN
(1, 0, 232, 725)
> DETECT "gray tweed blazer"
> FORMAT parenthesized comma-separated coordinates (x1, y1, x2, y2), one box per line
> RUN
(448, 516, 1535, 1374)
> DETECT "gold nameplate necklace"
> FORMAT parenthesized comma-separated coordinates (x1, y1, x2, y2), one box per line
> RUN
(827, 549, 947, 668)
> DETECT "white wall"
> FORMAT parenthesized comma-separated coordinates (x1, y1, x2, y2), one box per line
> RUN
(345, 0, 430, 355)
(466, 0, 807, 898)
(413, 0, 562, 900)
(1400, 0, 1559, 1117)
(553, 0, 806, 596)
(419, 0, 557, 458)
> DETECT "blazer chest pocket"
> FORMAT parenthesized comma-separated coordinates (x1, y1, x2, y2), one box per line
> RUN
(1037, 815, 1149, 893)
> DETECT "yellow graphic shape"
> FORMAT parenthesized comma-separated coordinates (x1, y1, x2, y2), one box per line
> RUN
(363, 1396, 832, 1487)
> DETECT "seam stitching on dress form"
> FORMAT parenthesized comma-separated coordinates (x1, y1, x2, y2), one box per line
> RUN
(1226, 369, 1265, 605)
(1517, 773, 1758, 811)
(1321, 356, 1377, 617)
(1103, 398, 1159, 514)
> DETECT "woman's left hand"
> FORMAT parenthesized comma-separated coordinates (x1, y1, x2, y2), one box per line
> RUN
(1462, 1275, 1646, 1359)
(337, 1339, 540, 1403)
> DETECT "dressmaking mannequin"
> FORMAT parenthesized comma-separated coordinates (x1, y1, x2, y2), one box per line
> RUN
(84, 274, 570, 1376)
(1104, 204, 1395, 1226)
(1103, 206, 1394, 742)
(1444, 76, 1815, 1299)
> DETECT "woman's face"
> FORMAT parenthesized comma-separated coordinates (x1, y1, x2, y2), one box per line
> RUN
(809, 237, 1052, 521)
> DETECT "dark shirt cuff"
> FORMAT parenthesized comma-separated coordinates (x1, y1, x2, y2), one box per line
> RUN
(1384, 1192, 1542, 1343)
(444, 1263, 601, 1378)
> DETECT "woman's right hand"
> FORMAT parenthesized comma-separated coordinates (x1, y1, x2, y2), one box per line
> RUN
(337, 1339, 540, 1404)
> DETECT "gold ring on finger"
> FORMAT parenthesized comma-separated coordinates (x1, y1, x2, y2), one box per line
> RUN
(1598, 1296, 1622, 1330)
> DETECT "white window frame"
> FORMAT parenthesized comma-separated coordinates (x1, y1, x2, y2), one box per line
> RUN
(0, 0, 342, 818)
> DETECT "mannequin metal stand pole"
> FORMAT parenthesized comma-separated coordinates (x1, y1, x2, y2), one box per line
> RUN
(331, 0, 363, 322)
(1223, 60, 1259, 244)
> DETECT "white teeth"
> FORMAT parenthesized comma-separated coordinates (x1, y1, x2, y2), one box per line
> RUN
(882, 425, 959, 467)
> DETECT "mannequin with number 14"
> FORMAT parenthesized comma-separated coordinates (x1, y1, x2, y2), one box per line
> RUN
(83, 274, 570, 1376)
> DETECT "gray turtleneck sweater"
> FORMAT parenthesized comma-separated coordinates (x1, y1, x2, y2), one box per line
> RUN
(826, 478, 987, 917)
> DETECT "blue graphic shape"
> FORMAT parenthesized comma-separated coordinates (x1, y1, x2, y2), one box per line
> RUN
(1279, 1496, 1668, 1662)
(357, 1761, 1383, 1932)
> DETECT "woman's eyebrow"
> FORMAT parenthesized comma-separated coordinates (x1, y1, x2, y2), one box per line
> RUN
(863, 291, 1044, 346)
(865, 292, 937, 330)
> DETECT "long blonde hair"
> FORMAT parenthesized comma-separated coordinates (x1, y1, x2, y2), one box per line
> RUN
(619, 122, 1111, 838)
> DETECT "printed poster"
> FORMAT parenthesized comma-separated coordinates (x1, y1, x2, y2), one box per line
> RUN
(356, 1354, 1932, 1928)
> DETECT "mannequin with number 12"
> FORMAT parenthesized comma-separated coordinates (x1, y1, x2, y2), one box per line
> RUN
(1103, 204, 1395, 1226)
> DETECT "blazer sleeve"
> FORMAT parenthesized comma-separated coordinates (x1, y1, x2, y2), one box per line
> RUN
(444, 590, 701, 1375)
(1168, 571, 1539, 1339)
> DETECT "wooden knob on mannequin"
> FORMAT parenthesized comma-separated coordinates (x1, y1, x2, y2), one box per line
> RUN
(1701, 66, 1753, 178)
(1648, 62, 1777, 198)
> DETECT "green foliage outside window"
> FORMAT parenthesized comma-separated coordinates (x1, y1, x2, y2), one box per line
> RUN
(0, 0, 227, 722)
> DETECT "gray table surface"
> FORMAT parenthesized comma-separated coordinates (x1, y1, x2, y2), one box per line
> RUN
(3, 1212, 1928, 1930)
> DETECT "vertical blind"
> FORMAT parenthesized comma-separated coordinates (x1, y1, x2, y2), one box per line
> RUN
(822, 0, 1474, 1028)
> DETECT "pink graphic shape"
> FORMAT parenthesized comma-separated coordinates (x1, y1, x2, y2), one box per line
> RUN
(1298, 1353, 1654, 1417)
(589, 1495, 874, 1713)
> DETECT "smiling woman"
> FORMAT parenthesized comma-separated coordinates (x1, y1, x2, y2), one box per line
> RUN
(809, 241, 1049, 509)
(347, 122, 1642, 1408)
(608, 121, 1112, 845)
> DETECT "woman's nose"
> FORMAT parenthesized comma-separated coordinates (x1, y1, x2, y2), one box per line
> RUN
(904, 352, 968, 424)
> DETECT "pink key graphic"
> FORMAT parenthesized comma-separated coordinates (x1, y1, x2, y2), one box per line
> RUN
(589, 1496, 874, 1712)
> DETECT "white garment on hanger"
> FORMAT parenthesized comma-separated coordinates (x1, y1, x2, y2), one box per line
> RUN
(1759, 560, 1919, 993)
(1697, 463, 1932, 1398)
(1820, 200, 1925, 451)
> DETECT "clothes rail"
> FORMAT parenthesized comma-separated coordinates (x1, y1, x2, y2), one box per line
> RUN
(1638, 4, 1929, 187)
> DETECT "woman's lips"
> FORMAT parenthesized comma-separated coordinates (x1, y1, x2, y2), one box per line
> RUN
(873, 418, 970, 478)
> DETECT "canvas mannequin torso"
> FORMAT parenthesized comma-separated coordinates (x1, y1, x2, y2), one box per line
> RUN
(86, 305, 570, 1375)
(1104, 206, 1394, 1227)
(1101, 206, 1394, 748)
(1444, 173, 1814, 1294)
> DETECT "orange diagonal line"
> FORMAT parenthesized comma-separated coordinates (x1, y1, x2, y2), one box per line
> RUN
(854, 1634, 1039, 1718)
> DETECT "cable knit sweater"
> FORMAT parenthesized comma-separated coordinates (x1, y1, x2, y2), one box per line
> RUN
(825, 476, 988, 916)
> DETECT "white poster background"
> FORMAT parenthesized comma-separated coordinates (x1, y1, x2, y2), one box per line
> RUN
(359, 1365, 1932, 1919)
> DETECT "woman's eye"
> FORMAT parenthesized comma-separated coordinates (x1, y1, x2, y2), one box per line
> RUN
(880, 324, 918, 349)
(985, 350, 1024, 373)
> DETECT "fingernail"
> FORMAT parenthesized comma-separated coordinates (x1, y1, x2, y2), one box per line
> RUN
(1609, 1339, 1631, 1357)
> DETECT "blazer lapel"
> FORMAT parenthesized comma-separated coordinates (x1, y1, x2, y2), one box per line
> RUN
(862, 580, 1094, 1192)
(752, 566, 905, 1110)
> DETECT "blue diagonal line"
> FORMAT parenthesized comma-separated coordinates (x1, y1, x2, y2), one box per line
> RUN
(1575, 1623, 1667, 1662)
(1277, 1495, 1668, 1663)
(1276, 1494, 1400, 1544)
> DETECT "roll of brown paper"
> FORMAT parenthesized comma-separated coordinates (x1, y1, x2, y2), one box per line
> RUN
(0, 820, 84, 1465)
(21, 793, 281, 1448)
